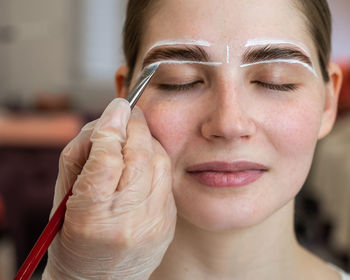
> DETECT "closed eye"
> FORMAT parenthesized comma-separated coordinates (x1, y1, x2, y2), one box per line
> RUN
(251, 80, 298, 92)
(157, 80, 203, 91)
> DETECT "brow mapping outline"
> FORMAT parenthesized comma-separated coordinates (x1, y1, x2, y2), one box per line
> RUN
(142, 44, 223, 70)
(241, 42, 318, 78)
(240, 59, 317, 77)
(148, 60, 222, 68)
(146, 39, 212, 55)
(142, 40, 317, 77)
(136, 60, 222, 82)
(245, 39, 313, 58)
(226, 45, 230, 64)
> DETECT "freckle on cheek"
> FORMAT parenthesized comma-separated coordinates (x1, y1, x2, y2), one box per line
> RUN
(280, 113, 320, 155)
(147, 103, 187, 152)
(146, 104, 174, 135)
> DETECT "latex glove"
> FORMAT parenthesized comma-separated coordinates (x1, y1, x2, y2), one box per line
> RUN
(42, 98, 177, 279)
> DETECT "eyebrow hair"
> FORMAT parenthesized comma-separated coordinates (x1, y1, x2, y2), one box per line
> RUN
(142, 45, 210, 69)
(245, 39, 312, 57)
(146, 39, 211, 53)
(242, 45, 313, 67)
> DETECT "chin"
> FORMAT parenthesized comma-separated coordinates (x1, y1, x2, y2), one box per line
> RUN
(174, 179, 303, 233)
(175, 193, 279, 232)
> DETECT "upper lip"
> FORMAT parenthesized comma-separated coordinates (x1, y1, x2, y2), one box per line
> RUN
(186, 161, 269, 173)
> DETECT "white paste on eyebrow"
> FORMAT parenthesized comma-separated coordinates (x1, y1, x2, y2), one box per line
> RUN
(148, 60, 222, 68)
(146, 39, 212, 54)
(226, 45, 230, 64)
(240, 59, 318, 77)
(138, 60, 222, 80)
(245, 39, 312, 58)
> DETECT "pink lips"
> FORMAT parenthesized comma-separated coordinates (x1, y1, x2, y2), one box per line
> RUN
(186, 161, 268, 188)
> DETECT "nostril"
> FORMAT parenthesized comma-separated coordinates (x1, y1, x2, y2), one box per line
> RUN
(201, 118, 256, 141)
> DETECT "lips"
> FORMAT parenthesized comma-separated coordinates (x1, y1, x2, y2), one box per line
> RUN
(186, 161, 268, 188)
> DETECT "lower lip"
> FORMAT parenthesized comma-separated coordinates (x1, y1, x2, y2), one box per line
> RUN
(188, 170, 265, 188)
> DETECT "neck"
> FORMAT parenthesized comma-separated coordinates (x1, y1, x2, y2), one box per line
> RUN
(151, 200, 300, 280)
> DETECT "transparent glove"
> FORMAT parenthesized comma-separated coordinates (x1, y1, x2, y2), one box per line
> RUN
(42, 98, 177, 279)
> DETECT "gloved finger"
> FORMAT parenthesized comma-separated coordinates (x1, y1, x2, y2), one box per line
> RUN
(52, 120, 97, 211)
(59, 120, 97, 185)
(73, 98, 131, 199)
(117, 106, 154, 202)
(148, 138, 175, 215)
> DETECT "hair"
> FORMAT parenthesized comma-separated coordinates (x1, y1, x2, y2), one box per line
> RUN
(123, 0, 159, 85)
(123, 0, 332, 84)
(293, 0, 332, 82)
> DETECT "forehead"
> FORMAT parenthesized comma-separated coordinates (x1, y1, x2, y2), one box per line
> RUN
(143, 0, 314, 55)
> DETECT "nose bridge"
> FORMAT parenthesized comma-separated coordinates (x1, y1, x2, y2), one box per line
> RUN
(201, 73, 256, 140)
(218, 76, 245, 115)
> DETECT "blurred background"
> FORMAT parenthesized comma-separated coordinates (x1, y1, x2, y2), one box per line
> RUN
(0, 0, 349, 278)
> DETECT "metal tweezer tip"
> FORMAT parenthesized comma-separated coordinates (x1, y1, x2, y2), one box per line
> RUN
(126, 63, 160, 109)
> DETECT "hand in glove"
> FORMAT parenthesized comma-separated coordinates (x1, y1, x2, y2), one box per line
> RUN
(43, 98, 177, 279)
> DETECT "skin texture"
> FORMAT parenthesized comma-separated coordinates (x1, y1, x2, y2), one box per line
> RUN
(116, 0, 343, 279)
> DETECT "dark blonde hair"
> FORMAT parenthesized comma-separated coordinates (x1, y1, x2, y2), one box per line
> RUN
(123, 0, 332, 84)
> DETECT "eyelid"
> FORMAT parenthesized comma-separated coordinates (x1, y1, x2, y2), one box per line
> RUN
(251, 80, 298, 92)
(152, 65, 208, 87)
(157, 80, 203, 91)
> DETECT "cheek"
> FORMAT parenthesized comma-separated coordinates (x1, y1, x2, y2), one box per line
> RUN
(262, 96, 323, 160)
(260, 94, 324, 202)
(140, 98, 193, 159)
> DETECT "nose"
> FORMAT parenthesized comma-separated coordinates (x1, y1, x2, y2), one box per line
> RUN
(200, 81, 256, 141)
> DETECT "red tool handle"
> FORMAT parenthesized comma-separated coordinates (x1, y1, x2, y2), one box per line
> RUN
(14, 186, 73, 280)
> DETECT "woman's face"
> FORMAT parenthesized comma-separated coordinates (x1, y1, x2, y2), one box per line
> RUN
(122, 0, 337, 231)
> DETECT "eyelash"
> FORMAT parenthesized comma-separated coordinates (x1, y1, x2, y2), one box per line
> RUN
(157, 80, 298, 93)
(157, 81, 202, 91)
(251, 80, 298, 92)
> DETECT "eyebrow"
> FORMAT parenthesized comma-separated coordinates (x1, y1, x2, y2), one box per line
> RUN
(142, 45, 210, 69)
(146, 39, 211, 53)
(245, 39, 312, 57)
(242, 45, 313, 67)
